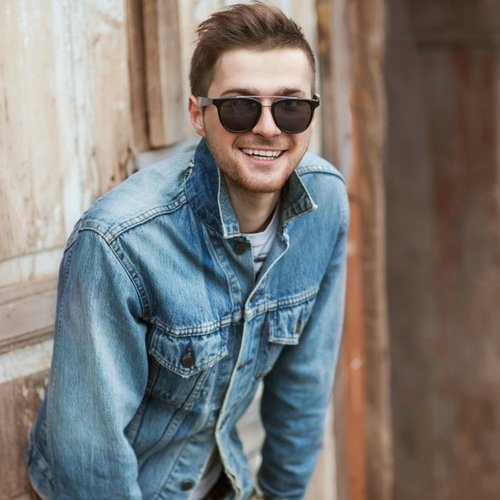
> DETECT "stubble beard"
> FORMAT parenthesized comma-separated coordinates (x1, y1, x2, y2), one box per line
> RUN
(205, 136, 299, 195)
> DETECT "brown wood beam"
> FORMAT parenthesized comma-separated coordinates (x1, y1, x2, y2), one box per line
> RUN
(318, 0, 394, 498)
(347, 1, 394, 498)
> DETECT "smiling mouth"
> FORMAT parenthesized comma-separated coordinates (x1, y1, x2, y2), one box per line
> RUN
(241, 148, 284, 160)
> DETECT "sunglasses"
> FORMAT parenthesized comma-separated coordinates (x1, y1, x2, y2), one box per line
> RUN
(197, 95, 320, 134)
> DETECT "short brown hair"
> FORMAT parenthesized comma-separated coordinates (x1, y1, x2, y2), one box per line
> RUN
(189, 1, 316, 96)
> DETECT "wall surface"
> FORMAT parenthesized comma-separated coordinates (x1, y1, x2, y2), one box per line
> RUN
(386, 1, 500, 499)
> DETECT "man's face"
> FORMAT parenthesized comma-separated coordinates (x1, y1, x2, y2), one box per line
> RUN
(189, 48, 317, 196)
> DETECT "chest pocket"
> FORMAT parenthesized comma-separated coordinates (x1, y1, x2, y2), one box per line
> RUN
(148, 322, 228, 408)
(256, 293, 317, 378)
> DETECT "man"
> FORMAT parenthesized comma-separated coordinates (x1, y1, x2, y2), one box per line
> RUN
(27, 2, 348, 499)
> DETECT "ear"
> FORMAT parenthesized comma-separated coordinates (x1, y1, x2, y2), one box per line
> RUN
(188, 95, 206, 137)
(310, 111, 318, 128)
(310, 93, 320, 128)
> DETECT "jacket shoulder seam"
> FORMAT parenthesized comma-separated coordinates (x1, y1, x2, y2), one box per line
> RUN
(77, 192, 188, 243)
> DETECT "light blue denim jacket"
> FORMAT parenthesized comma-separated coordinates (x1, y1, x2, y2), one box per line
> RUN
(27, 139, 349, 499)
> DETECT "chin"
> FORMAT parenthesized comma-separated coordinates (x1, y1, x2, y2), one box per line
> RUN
(237, 174, 291, 194)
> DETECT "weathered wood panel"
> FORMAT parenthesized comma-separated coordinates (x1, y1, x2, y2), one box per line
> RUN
(127, 0, 150, 153)
(316, 0, 338, 166)
(143, 0, 188, 147)
(316, 0, 356, 497)
(0, 0, 132, 285)
(0, 2, 69, 262)
(0, 371, 49, 499)
(0, 280, 56, 355)
(386, 1, 500, 499)
(324, 0, 394, 499)
(81, 1, 133, 195)
(345, 1, 393, 499)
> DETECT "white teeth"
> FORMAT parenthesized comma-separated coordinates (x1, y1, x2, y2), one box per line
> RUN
(242, 148, 282, 159)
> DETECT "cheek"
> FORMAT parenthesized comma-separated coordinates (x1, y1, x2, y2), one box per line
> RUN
(205, 118, 238, 148)
(292, 133, 313, 154)
(204, 107, 222, 130)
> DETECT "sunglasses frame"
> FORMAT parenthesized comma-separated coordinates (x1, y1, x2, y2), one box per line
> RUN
(197, 95, 320, 134)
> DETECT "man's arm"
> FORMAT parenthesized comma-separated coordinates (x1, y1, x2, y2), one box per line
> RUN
(41, 229, 148, 498)
(258, 220, 348, 499)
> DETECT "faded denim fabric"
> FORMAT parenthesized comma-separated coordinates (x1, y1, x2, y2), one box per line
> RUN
(27, 139, 349, 500)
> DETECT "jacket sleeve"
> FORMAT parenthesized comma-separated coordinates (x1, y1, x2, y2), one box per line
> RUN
(258, 215, 348, 499)
(41, 228, 148, 498)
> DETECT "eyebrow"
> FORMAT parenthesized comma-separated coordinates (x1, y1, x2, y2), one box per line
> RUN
(218, 87, 305, 97)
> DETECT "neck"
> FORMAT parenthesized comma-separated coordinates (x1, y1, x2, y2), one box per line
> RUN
(224, 178, 280, 233)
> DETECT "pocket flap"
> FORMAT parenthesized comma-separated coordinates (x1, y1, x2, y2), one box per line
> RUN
(267, 295, 316, 345)
(149, 325, 228, 378)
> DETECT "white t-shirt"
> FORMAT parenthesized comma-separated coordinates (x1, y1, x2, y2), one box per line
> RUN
(244, 207, 280, 273)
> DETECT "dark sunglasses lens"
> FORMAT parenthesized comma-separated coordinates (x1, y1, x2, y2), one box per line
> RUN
(274, 100, 314, 133)
(219, 99, 260, 132)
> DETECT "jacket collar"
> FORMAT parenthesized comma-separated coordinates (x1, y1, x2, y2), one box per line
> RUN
(185, 139, 316, 238)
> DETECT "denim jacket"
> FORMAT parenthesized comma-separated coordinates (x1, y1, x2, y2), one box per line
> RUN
(27, 139, 349, 499)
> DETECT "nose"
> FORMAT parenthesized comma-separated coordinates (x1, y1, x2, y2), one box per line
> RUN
(251, 105, 281, 137)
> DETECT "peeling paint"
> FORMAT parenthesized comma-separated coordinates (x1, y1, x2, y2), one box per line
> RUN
(36, 384, 46, 401)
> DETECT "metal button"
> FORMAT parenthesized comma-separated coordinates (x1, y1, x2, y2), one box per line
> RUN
(234, 242, 247, 255)
(181, 352, 195, 369)
(180, 480, 194, 491)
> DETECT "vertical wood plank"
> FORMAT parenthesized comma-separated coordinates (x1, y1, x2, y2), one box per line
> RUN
(143, 0, 188, 147)
(316, 0, 338, 165)
(72, 0, 133, 199)
(0, 2, 69, 261)
(316, 0, 352, 172)
(385, 3, 438, 498)
(330, 0, 394, 498)
(127, 0, 150, 153)
(347, 1, 393, 497)
(337, 191, 369, 500)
